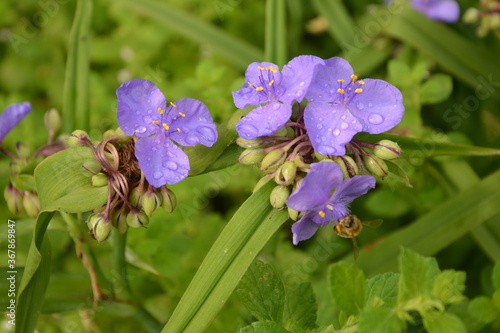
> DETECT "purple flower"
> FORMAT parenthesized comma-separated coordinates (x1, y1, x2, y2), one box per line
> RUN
(0, 102, 32, 142)
(233, 55, 324, 140)
(304, 57, 404, 156)
(117, 79, 217, 187)
(411, 0, 460, 23)
(286, 161, 375, 245)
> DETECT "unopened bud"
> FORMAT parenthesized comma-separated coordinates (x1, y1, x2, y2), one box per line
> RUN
(314, 151, 328, 161)
(270, 185, 290, 209)
(111, 210, 129, 234)
(160, 187, 176, 213)
(288, 206, 299, 221)
(260, 149, 287, 173)
(126, 210, 150, 228)
(87, 213, 112, 242)
(44, 108, 61, 134)
(91, 173, 108, 187)
(294, 154, 310, 169)
(373, 140, 402, 160)
(364, 155, 389, 178)
(272, 126, 289, 137)
(463, 8, 480, 24)
(128, 187, 144, 207)
(332, 156, 359, 178)
(15, 142, 32, 158)
(236, 137, 264, 149)
(239, 148, 265, 165)
(143, 191, 162, 216)
(23, 192, 40, 217)
(253, 176, 272, 193)
(4, 184, 24, 215)
(274, 161, 296, 185)
(67, 130, 90, 147)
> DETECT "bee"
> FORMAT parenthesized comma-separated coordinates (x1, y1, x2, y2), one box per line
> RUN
(334, 214, 383, 260)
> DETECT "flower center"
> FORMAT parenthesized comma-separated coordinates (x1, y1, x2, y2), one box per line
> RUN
(335, 74, 365, 105)
(248, 65, 283, 101)
(151, 102, 185, 133)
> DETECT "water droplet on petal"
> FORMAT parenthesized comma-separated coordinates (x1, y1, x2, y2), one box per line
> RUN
(299, 81, 305, 87)
(333, 129, 340, 137)
(318, 145, 336, 155)
(296, 89, 304, 97)
(147, 99, 151, 103)
(317, 124, 323, 130)
(351, 120, 357, 124)
(368, 103, 373, 107)
(166, 161, 178, 170)
(320, 135, 327, 142)
(237, 123, 259, 139)
(151, 147, 157, 152)
(273, 103, 281, 110)
(185, 133, 199, 145)
(153, 171, 163, 180)
(356, 101, 365, 110)
(368, 113, 384, 125)
(340, 122, 349, 130)
(341, 115, 346, 120)
(136, 126, 147, 134)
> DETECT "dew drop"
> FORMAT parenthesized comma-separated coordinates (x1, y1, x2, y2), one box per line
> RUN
(151, 147, 157, 152)
(153, 171, 163, 180)
(186, 133, 199, 145)
(147, 99, 151, 103)
(368, 103, 373, 107)
(368, 113, 384, 125)
(356, 101, 365, 110)
(166, 161, 178, 170)
(317, 124, 323, 130)
(299, 81, 305, 87)
(296, 89, 304, 97)
(237, 124, 259, 139)
(341, 115, 346, 120)
(333, 129, 340, 137)
(136, 126, 147, 134)
(340, 122, 349, 130)
(320, 135, 327, 142)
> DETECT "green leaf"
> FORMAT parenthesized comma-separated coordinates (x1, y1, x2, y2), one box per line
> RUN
(239, 321, 290, 333)
(311, 0, 355, 46)
(493, 262, 500, 290)
(358, 307, 403, 333)
(328, 262, 365, 317)
(10, 174, 36, 192)
(398, 248, 440, 303)
(34, 146, 107, 212)
(283, 282, 317, 330)
(265, 0, 287, 65)
(62, 0, 92, 132)
(202, 143, 244, 174)
(423, 312, 466, 333)
(432, 270, 466, 305)
(119, 0, 263, 70)
(468, 296, 499, 324)
(162, 183, 288, 333)
(419, 74, 453, 105)
(365, 272, 399, 308)
(236, 259, 286, 323)
(365, 187, 410, 218)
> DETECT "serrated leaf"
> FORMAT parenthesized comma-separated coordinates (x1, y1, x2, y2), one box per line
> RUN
(493, 262, 500, 290)
(358, 307, 403, 333)
(34, 146, 107, 213)
(432, 270, 466, 305)
(423, 311, 466, 333)
(283, 282, 317, 330)
(365, 272, 399, 308)
(237, 259, 285, 323)
(419, 74, 452, 105)
(467, 296, 499, 324)
(329, 262, 366, 316)
(238, 321, 290, 333)
(398, 248, 440, 303)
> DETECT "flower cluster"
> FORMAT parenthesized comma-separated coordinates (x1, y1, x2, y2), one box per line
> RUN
(233, 56, 405, 244)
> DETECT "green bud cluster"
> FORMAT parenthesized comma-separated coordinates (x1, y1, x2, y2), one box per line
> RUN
(464, 2, 500, 38)
(4, 183, 40, 218)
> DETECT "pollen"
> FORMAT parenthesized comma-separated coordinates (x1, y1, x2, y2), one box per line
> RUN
(358, 80, 365, 85)
(177, 128, 181, 132)
(152, 120, 159, 125)
(157, 108, 164, 114)
(249, 83, 255, 87)
(256, 86, 264, 91)
(355, 88, 363, 93)
(337, 79, 346, 83)
(337, 88, 345, 94)
(178, 112, 186, 117)
(268, 79, 275, 86)
(162, 123, 170, 130)
(170, 102, 177, 107)
(257, 65, 265, 70)
(350, 74, 358, 80)
(267, 66, 278, 73)
(318, 211, 326, 218)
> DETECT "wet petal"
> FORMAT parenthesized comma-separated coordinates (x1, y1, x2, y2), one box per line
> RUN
(0, 102, 31, 141)
(304, 102, 363, 156)
(330, 175, 376, 219)
(166, 98, 218, 147)
(287, 161, 344, 212)
(235, 102, 292, 140)
(232, 62, 281, 109)
(291, 211, 321, 245)
(306, 57, 354, 103)
(411, 0, 460, 23)
(281, 55, 324, 104)
(135, 134, 190, 187)
(347, 79, 404, 135)
(117, 79, 166, 137)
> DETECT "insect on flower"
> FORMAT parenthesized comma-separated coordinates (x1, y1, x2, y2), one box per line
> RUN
(334, 214, 383, 260)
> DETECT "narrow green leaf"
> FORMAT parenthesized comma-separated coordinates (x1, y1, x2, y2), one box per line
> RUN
(34, 146, 107, 212)
(202, 143, 244, 174)
(493, 263, 500, 290)
(328, 262, 366, 316)
(365, 272, 399, 308)
(358, 307, 403, 333)
(423, 312, 466, 333)
(467, 296, 498, 324)
(62, 0, 92, 132)
(119, 0, 263, 69)
(311, 0, 355, 46)
(265, 0, 287, 65)
(432, 270, 466, 305)
(419, 74, 453, 105)
(398, 248, 440, 303)
(239, 321, 291, 333)
(283, 282, 317, 330)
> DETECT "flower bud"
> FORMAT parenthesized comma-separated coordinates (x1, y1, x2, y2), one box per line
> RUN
(160, 187, 176, 213)
(463, 8, 480, 24)
(288, 206, 299, 221)
(239, 148, 265, 165)
(81, 158, 102, 177)
(111, 209, 129, 234)
(44, 108, 61, 134)
(294, 154, 310, 169)
(260, 149, 287, 174)
(15, 142, 32, 158)
(4, 184, 25, 215)
(143, 191, 162, 216)
(126, 210, 150, 228)
(373, 140, 402, 160)
(270, 185, 290, 209)
(91, 173, 108, 187)
(272, 126, 289, 137)
(23, 192, 40, 217)
(252, 176, 272, 193)
(87, 213, 112, 242)
(274, 161, 296, 185)
(67, 130, 90, 147)
(236, 137, 264, 149)
(314, 151, 328, 161)
(128, 187, 144, 207)
(332, 156, 359, 178)
(364, 155, 389, 178)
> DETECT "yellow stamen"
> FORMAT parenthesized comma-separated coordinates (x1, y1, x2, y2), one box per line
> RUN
(249, 83, 255, 86)
(177, 128, 181, 132)
(157, 108, 164, 114)
(350, 74, 358, 80)
(358, 80, 365, 85)
(337, 88, 345, 94)
(337, 79, 346, 83)
(355, 88, 363, 93)
(257, 65, 265, 70)
(267, 66, 278, 73)
(256, 86, 264, 91)
(178, 112, 186, 117)
(318, 211, 326, 218)
(268, 79, 275, 86)
(162, 123, 170, 130)
(170, 102, 177, 107)
(152, 120, 159, 125)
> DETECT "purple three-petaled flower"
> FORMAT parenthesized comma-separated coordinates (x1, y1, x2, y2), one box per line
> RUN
(117, 79, 217, 187)
(233, 55, 324, 140)
(411, 0, 460, 23)
(0, 102, 32, 143)
(286, 161, 376, 245)
(304, 57, 404, 156)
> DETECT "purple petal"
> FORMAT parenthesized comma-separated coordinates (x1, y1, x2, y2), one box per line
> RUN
(347, 79, 404, 134)
(411, 0, 460, 23)
(0, 102, 31, 142)
(135, 134, 190, 187)
(306, 57, 354, 103)
(117, 79, 166, 137)
(235, 102, 292, 140)
(232, 62, 281, 109)
(330, 175, 376, 218)
(304, 102, 363, 156)
(166, 98, 218, 147)
(281, 55, 324, 104)
(291, 211, 321, 245)
(287, 161, 344, 212)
